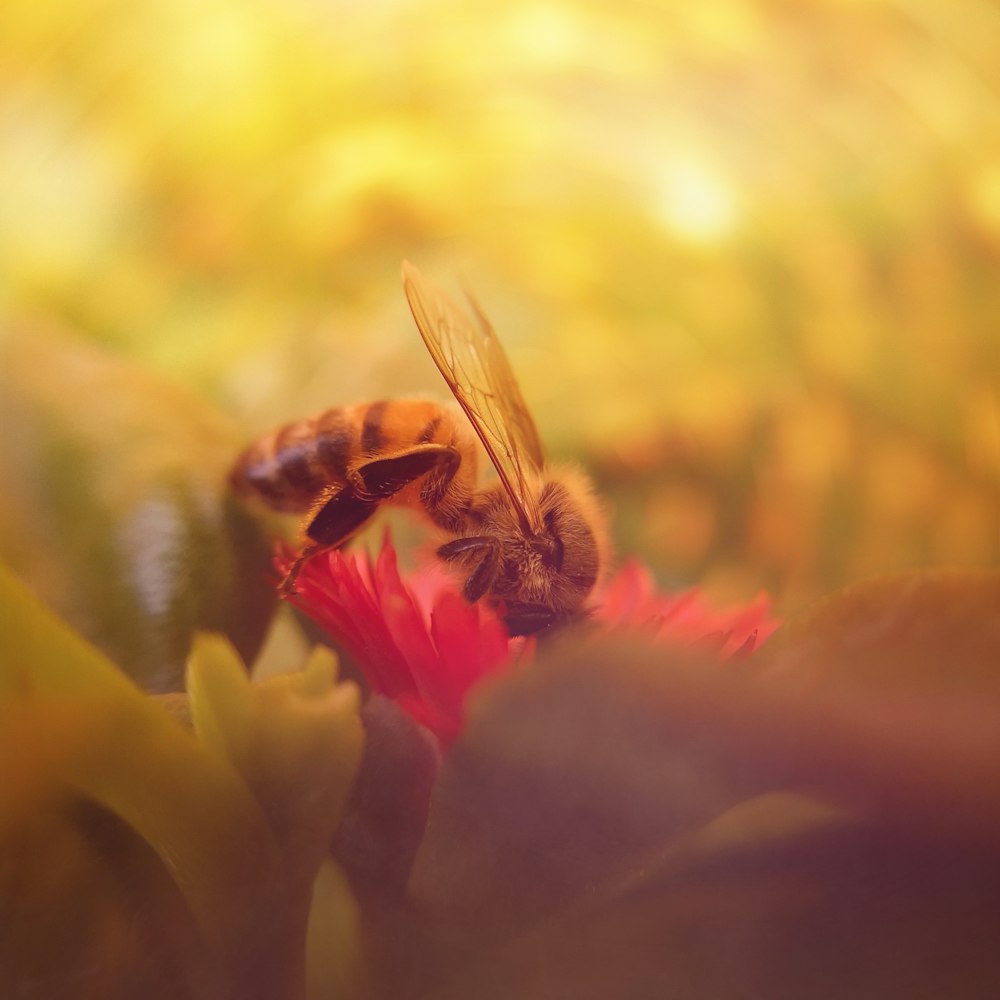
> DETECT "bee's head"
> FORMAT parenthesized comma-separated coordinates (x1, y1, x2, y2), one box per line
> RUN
(437, 471, 606, 636)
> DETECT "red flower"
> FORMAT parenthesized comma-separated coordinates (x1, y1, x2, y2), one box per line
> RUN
(279, 536, 779, 743)
(278, 536, 517, 744)
(593, 558, 779, 657)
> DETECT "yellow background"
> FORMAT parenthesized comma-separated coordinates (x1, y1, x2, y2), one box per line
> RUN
(2, 0, 998, 612)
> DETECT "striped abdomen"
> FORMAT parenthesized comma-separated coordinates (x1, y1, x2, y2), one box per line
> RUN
(229, 398, 476, 514)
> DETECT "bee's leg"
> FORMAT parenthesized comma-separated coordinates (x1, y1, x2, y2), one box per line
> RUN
(279, 487, 382, 596)
(279, 543, 322, 598)
(437, 536, 499, 602)
(281, 447, 461, 597)
(305, 488, 381, 546)
(419, 449, 472, 533)
(354, 444, 460, 499)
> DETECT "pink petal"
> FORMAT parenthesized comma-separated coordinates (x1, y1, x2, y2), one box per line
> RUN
(277, 537, 780, 744)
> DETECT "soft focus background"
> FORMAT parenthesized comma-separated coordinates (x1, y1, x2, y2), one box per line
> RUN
(2, 0, 999, 616)
(4, 7, 1000, 997)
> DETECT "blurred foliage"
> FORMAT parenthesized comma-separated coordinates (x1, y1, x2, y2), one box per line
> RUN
(1, 0, 997, 619)
(385, 570, 1000, 999)
(5, 533, 1000, 996)
(0, 564, 364, 1000)
(0, 328, 276, 690)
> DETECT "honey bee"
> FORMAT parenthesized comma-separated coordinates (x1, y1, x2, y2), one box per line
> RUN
(229, 261, 609, 635)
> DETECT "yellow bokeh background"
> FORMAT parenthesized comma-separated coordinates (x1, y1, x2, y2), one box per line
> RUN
(2, 0, 998, 612)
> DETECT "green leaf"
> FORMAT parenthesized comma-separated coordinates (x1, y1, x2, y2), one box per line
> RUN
(185, 633, 366, 1000)
(0, 560, 362, 1000)
(0, 558, 279, 996)
(0, 326, 276, 690)
(186, 633, 364, 871)
(305, 860, 366, 1000)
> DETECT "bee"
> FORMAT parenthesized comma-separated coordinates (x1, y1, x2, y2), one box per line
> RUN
(229, 261, 609, 635)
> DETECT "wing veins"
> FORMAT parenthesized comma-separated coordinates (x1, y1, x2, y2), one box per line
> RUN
(401, 260, 545, 534)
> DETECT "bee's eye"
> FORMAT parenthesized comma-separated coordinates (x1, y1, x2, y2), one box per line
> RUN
(541, 511, 565, 571)
(549, 535, 565, 571)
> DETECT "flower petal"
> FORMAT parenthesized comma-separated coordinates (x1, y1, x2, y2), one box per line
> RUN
(283, 536, 779, 745)
(282, 537, 517, 743)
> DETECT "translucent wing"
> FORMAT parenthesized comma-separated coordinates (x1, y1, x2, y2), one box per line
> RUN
(401, 260, 545, 534)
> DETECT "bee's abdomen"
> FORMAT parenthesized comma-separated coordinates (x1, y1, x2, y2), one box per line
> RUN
(229, 400, 464, 514)
(230, 407, 358, 513)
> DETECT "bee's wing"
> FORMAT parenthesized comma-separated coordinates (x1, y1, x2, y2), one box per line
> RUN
(401, 260, 545, 534)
